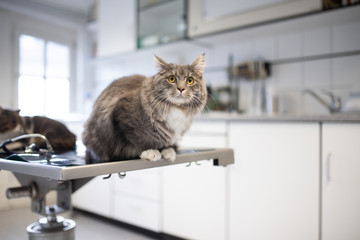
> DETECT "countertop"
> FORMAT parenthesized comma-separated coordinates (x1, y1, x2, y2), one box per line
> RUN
(195, 112, 360, 123)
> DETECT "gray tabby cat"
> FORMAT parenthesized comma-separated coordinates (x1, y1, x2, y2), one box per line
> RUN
(82, 54, 207, 162)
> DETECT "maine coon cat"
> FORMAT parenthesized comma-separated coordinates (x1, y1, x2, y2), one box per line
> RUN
(0, 106, 76, 152)
(82, 54, 207, 162)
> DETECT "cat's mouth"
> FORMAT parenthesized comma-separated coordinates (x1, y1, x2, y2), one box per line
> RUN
(170, 93, 190, 105)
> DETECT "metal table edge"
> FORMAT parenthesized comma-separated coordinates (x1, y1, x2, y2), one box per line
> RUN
(1, 148, 234, 181)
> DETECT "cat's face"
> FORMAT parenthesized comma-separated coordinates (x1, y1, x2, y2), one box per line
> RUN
(0, 107, 23, 133)
(152, 54, 207, 109)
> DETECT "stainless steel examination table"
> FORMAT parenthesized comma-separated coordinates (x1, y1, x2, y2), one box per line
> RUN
(0, 148, 234, 240)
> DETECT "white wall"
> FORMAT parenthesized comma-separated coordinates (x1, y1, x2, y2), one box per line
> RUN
(0, 4, 87, 116)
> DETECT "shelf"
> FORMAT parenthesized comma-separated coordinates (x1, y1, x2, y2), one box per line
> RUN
(194, 5, 360, 46)
(88, 38, 212, 65)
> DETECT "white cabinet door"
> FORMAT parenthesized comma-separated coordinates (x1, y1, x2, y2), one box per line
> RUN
(112, 168, 161, 232)
(322, 123, 360, 240)
(162, 121, 228, 240)
(229, 122, 319, 240)
(72, 176, 111, 217)
(98, 0, 136, 57)
(162, 161, 227, 240)
(113, 194, 160, 232)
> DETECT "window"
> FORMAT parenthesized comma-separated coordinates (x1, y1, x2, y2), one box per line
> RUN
(18, 34, 71, 119)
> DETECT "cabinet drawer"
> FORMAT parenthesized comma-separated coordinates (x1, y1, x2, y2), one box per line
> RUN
(113, 169, 160, 201)
(188, 121, 227, 134)
(179, 135, 227, 148)
(112, 194, 160, 232)
(72, 176, 111, 217)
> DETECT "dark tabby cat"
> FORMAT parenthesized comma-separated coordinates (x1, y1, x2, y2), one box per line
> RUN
(0, 106, 76, 152)
(83, 54, 207, 162)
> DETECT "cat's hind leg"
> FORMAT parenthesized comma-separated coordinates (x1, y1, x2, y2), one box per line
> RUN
(161, 148, 176, 162)
(140, 149, 162, 162)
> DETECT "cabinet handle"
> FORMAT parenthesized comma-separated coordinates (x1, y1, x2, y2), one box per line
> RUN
(326, 153, 332, 182)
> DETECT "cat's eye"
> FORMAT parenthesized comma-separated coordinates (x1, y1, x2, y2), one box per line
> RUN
(168, 75, 176, 83)
(187, 77, 194, 85)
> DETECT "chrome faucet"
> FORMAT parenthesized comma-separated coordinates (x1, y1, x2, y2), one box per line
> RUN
(303, 89, 341, 113)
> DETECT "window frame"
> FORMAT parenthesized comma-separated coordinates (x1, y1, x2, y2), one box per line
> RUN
(14, 25, 77, 118)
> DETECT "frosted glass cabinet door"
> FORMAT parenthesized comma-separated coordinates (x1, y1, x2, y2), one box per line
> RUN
(322, 123, 360, 240)
(229, 122, 319, 240)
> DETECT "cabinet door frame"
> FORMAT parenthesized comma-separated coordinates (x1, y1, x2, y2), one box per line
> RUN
(188, 0, 322, 37)
(321, 123, 360, 240)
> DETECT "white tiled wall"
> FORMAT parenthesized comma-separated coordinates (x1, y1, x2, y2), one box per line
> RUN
(203, 8, 360, 115)
(276, 31, 303, 59)
(303, 27, 331, 57)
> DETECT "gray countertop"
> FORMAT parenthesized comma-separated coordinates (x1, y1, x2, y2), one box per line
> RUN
(195, 112, 360, 123)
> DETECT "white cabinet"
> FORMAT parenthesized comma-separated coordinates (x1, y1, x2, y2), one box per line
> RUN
(162, 121, 228, 240)
(72, 176, 112, 217)
(229, 122, 319, 240)
(112, 168, 161, 232)
(97, 0, 136, 57)
(322, 123, 360, 240)
(72, 169, 161, 232)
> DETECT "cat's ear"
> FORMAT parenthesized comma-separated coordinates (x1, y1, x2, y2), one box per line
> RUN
(154, 55, 169, 69)
(191, 54, 205, 74)
(0, 106, 3, 115)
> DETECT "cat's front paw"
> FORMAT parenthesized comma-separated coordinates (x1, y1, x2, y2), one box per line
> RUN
(161, 148, 176, 162)
(140, 149, 162, 162)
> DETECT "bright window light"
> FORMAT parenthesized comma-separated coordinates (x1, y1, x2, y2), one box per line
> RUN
(18, 34, 71, 119)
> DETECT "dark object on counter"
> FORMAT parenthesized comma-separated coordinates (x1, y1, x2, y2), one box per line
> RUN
(227, 60, 271, 80)
(206, 86, 232, 112)
(227, 57, 272, 113)
(323, 0, 360, 10)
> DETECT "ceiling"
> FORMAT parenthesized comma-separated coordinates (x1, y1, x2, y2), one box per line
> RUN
(27, 0, 95, 15)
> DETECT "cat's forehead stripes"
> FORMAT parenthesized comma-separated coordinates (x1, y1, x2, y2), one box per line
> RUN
(159, 65, 202, 80)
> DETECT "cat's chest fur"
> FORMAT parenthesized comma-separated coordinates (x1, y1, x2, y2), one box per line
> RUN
(164, 108, 191, 143)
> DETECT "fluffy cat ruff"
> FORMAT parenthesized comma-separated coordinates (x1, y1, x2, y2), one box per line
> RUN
(82, 55, 207, 162)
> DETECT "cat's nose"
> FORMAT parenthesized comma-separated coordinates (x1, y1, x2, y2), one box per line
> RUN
(177, 88, 185, 93)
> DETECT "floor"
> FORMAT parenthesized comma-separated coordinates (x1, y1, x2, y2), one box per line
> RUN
(0, 207, 156, 240)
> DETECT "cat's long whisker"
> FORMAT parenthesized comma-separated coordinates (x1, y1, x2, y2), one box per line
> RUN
(151, 94, 170, 116)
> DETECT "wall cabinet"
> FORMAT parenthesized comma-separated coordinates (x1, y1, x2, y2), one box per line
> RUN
(97, 0, 136, 57)
(229, 122, 319, 240)
(322, 123, 360, 240)
(188, 0, 322, 37)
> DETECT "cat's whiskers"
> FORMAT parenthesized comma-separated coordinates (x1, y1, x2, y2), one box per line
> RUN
(151, 93, 171, 117)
